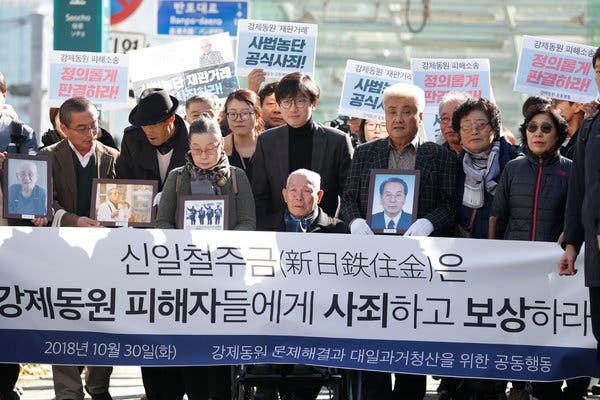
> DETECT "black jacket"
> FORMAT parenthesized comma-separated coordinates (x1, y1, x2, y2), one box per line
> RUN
(115, 115, 188, 191)
(491, 151, 572, 242)
(257, 207, 347, 233)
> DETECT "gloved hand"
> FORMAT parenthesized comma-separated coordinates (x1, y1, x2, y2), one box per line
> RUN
(404, 218, 434, 236)
(350, 218, 374, 235)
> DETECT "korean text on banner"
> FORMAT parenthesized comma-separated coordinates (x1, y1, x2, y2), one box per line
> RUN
(49, 51, 129, 110)
(0, 227, 597, 382)
(236, 19, 317, 78)
(411, 58, 494, 113)
(513, 35, 599, 103)
(338, 60, 413, 122)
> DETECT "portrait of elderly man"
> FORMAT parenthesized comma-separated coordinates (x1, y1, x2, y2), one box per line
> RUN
(198, 38, 225, 67)
(7, 160, 47, 216)
(96, 186, 121, 222)
(370, 176, 412, 232)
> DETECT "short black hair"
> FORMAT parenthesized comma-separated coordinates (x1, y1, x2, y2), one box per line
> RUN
(258, 82, 278, 105)
(519, 104, 568, 153)
(379, 177, 408, 197)
(452, 98, 501, 141)
(521, 96, 551, 118)
(274, 72, 320, 104)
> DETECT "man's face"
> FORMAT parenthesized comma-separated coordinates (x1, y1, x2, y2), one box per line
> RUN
(279, 95, 316, 128)
(61, 109, 99, 155)
(261, 93, 284, 127)
(141, 114, 175, 147)
(185, 101, 216, 124)
(201, 41, 212, 55)
(282, 174, 323, 219)
(385, 96, 422, 145)
(17, 163, 36, 190)
(553, 100, 574, 123)
(108, 189, 119, 204)
(439, 100, 462, 144)
(380, 181, 406, 218)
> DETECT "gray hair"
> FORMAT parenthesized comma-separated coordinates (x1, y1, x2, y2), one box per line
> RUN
(189, 116, 222, 140)
(383, 83, 425, 113)
(185, 92, 219, 112)
(286, 168, 321, 189)
(438, 91, 471, 115)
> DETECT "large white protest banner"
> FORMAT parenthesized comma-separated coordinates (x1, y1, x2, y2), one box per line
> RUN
(128, 33, 238, 101)
(236, 19, 317, 78)
(338, 60, 412, 122)
(49, 51, 129, 110)
(0, 227, 596, 381)
(514, 35, 599, 103)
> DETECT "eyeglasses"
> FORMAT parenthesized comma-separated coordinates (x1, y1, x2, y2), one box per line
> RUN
(279, 97, 310, 109)
(526, 122, 554, 134)
(226, 111, 254, 121)
(364, 122, 387, 132)
(460, 120, 489, 133)
(190, 142, 220, 155)
(67, 122, 99, 134)
(440, 117, 452, 125)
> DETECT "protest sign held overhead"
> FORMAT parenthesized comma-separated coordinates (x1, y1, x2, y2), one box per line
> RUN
(338, 60, 412, 122)
(514, 35, 599, 102)
(236, 19, 317, 78)
(49, 50, 129, 110)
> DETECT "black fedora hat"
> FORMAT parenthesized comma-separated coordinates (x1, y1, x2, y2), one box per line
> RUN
(129, 88, 179, 126)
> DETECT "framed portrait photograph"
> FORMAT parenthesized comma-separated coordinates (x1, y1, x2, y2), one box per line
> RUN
(366, 169, 420, 235)
(2, 154, 52, 220)
(90, 179, 158, 227)
(177, 195, 228, 230)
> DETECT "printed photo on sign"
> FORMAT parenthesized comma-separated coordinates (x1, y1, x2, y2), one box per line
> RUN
(2, 154, 52, 220)
(513, 35, 599, 103)
(236, 19, 318, 77)
(177, 195, 228, 230)
(91, 179, 157, 227)
(339, 59, 413, 121)
(366, 169, 420, 235)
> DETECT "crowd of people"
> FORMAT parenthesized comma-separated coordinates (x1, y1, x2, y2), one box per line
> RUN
(1, 43, 600, 400)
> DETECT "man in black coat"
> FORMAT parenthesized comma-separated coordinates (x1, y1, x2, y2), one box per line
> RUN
(116, 88, 189, 192)
(251, 72, 353, 225)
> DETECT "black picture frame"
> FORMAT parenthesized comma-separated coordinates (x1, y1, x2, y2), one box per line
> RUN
(90, 179, 158, 227)
(177, 195, 228, 230)
(366, 169, 420, 235)
(2, 154, 53, 220)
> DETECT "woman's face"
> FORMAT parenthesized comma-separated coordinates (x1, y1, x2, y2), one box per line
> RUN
(526, 113, 558, 156)
(459, 109, 495, 154)
(363, 120, 388, 142)
(226, 99, 256, 137)
(189, 133, 222, 170)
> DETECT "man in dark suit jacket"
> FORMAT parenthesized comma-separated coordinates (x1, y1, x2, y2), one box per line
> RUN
(251, 72, 353, 224)
(340, 82, 458, 400)
(116, 88, 189, 192)
(41, 97, 118, 400)
(370, 177, 413, 231)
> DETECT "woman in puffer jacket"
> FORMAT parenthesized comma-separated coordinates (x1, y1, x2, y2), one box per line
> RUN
(489, 104, 575, 400)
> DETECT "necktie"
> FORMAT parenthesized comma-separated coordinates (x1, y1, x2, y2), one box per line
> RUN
(387, 220, 395, 229)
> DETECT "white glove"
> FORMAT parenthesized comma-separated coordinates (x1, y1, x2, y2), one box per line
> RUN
(350, 218, 374, 235)
(404, 218, 434, 237)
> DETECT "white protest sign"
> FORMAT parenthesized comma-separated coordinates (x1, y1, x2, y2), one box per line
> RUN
(236, 19, 317, 78)
(0, 227, 596, 381)
(128, 33, 237, 101)
(49, 51, 129, 110)
(514, 35, 599, 102)
(338, 60, 412, 121)
(411, 58, 494, 113)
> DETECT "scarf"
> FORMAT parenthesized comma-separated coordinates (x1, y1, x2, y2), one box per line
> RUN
(284, 209, 318, 232)
(462, 141, 501, 209)
(185, 151, 230, 195)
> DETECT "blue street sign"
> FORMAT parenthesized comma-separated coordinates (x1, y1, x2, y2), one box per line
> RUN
(157, 1, 248, 37)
